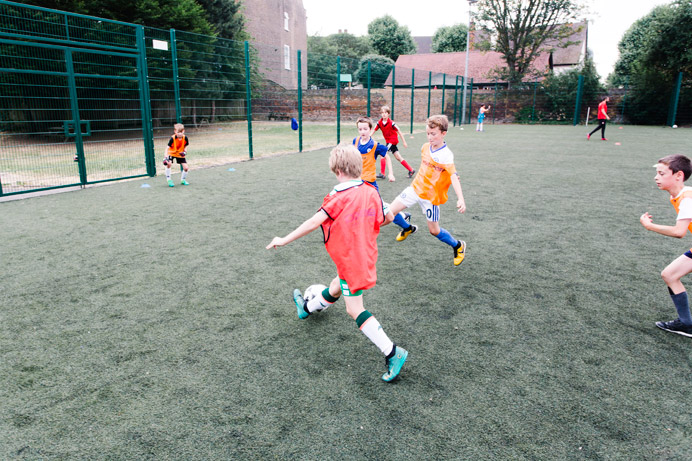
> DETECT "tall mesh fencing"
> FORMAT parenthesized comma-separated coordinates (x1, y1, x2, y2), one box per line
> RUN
(0, 0, 688, 196)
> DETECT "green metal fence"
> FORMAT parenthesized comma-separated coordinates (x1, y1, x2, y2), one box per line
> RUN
(0, 0, 688, 197)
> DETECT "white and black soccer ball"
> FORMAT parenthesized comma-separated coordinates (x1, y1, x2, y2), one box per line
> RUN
(304, 284, 328, 311)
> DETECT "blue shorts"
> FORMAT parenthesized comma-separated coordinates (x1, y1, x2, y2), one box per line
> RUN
(684, 250, 692, 259)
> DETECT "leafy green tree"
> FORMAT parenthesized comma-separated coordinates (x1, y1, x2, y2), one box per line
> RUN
(195, 0, 247, 40)
(354, 54, 394, 88)
(367, 16, 416, 62)
(21, 0, 215, 35)
(608, 0, 692, 124)
(307, 32, 373, 88)
(540, 57, 603, 122)
(431, 24, 468, 53)
(475, 0, 582, 84)
(607, 7, 665, 87)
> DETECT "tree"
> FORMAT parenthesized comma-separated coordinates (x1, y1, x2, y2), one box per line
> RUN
(21, 0, 215, 35)
(540, 57, 603, 122)
(367, 16, 416, 62)
(307, 32, 373, 88)
(607, 0, 692, 124)
(431, 24, 468, 53)
(475, 0, 582, 84)
(354, 54, 395, 88)
(195, 0, 247, 40)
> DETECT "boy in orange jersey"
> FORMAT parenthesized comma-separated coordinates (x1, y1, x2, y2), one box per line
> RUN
(266, 143, 408, 382)
(388, 114, 467, 266)
(374, 106, 414, 179)
(163, 123, 190, 187)
(640, 154, 692, 337)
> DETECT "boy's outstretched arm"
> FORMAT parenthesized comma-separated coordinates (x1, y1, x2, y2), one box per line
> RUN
(451, 174, 466, 213)
(267, 210, 329, 249)
(395, 126, 408, 148)
(640, 212, 690, 238)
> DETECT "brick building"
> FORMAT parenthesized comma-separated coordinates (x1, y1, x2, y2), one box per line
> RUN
(240, 0, 307, 89)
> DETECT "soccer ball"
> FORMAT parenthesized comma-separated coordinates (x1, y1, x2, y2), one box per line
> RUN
(304, 284, 328, 311)
(673, 124, 678, 129)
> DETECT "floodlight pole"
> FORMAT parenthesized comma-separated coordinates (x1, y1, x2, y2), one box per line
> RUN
(461, 0, 478, 125)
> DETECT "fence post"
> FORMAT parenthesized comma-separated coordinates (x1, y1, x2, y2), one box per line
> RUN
(410, 68, 415, 134)
(427, 71, 432, 119)
(620, 76, 629, 123)
(170, 29, 182, 124)
(65, 50, 87, 185)
(441, 73, 446, 115)
(573, 75, 584, 126)
(136, 26, 156, 176)
(367, 60, 371, 118)
(390, 65, 395, 119)
(337, 56, 341, 144)
(453, 76, 459, 127)
(244, 41, 253, 159)
(493, 79, 497, 124)
(467, 79, 474, 123)
(668, 71, 683, 127)
(297, 49, 303, 152)
(531, 80, 537, 123)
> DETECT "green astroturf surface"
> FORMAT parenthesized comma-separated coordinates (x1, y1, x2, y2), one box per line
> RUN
(2, 124, 692, 459)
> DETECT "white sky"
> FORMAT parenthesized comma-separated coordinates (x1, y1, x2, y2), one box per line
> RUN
(301, 0, 673, 80)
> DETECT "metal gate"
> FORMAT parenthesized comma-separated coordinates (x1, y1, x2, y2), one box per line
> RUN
(0, 1, 155, 196)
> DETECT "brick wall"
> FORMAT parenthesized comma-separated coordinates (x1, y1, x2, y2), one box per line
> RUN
(241, 0, 307, 90)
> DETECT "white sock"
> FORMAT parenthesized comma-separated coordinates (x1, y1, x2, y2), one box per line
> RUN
(360, 315, 394, 356)
(181, 170, 188, 180)
(165, 167, 171, 179)
(307, 289, 337, 313)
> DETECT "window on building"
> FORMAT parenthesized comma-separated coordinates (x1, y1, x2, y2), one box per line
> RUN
(284, 12, 289, 31)
(284, 45, 290, 70)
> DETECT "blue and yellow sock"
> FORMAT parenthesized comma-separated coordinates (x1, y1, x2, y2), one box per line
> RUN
(435, 227, 459, 247)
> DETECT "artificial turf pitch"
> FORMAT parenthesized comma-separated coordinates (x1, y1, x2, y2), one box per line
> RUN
(2, 124, 692, 459)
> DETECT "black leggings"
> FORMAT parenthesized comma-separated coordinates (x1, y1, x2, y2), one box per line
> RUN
(589, 119, 606, 138)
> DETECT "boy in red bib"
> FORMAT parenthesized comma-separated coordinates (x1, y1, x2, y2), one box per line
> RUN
(374, 105, 415, 179)
(267, 144, 408, 382)
(641, 154, 692, 337)
(163, 123, 190, 187)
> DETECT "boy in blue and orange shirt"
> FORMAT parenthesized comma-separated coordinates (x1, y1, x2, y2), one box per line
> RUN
(641, 154, 692, 337)
(267, 144, 408, 382)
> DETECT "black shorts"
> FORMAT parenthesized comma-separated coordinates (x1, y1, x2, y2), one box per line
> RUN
(165, 156, 187, 165)
(387, 143, 399, 154)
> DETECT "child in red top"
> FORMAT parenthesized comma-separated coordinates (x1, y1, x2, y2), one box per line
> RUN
(587, 96, 610, 141)
(266, 144, 408, 382)
(374, 106, 415, 179)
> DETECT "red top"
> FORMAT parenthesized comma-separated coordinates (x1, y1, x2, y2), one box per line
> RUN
(597, 101, 608, 120)
(320, 180, 384, 292)
(374, 118, 400, 144)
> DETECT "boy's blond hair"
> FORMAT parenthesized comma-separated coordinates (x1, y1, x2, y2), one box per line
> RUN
(427, 114, 448, 132)
(330, 143, 362, 179)
(174, 123, 185, 132)
(380, 105, 391, 115)
(356, 116, 374, 129)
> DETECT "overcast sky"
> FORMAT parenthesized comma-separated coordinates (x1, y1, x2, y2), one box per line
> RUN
(301, 0, 673, 80)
